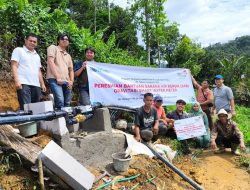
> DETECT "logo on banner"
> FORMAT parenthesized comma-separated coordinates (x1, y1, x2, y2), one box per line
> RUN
(177, 69, 188, 79)
(89, 66, 109, 73)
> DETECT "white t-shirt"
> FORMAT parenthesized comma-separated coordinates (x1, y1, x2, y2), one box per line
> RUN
(11, 46, 41, 87)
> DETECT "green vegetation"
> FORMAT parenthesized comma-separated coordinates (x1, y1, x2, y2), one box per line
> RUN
(0, 1, 249, 144)
(235, 106, 250, 147)
(0, 152, 22, 175)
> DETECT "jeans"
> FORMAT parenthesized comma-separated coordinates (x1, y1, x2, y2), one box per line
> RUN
(17, 84, 41, 110)
(48, 79, 72, 109)
(79, 87, 91, 105)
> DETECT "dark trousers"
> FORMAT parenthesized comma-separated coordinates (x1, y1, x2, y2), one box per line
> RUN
(203, 108, 213, 130)
(215, 135, 240, 148)
(17, 84, 41, 110)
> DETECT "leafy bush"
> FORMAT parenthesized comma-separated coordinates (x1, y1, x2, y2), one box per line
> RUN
(0, 0, 148, 74)
(235, 106, 250, 147)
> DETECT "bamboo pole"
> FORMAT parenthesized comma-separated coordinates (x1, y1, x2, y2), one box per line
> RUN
(38, 158, 45, 190)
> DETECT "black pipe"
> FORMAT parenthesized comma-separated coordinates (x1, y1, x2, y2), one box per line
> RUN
(0, 110, 32, 117)
(0, 111, 68, 125)
(105, 105, 137, 113)
(143, 142, 204, 190)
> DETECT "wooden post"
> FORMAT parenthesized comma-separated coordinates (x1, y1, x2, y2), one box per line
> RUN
(38, 158, 45, 190)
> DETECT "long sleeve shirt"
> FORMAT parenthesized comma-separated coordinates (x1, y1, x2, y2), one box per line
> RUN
(211, 119, 244, 143)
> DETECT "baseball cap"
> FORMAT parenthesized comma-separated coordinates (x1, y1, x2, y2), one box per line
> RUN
(154, 95, 163, 102)
(176, 99, 186, 105)
(214, 74, 224, 79)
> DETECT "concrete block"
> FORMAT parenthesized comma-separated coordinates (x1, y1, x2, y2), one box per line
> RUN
(80, 108, 112, 132)
(67, 123, 79, 133)
(39, 141, 95, 190)
(24, 101, 53, 115)
(40, 117, 69, 136)
(48, 94, 55, 106)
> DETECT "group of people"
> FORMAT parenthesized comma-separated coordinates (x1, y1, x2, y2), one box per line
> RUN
(134, 75, 246, 155)
(11, 33, 246, 155)
(11, 33, 94, 110)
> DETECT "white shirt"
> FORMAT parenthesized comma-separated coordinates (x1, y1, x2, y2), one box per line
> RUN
(11, 46, 41, 87)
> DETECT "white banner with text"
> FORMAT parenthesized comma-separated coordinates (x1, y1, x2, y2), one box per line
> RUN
(174, 116, 206, 140)
(86, 62, 196, 108)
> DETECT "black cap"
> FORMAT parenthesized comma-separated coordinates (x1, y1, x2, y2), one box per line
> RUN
(176, 99, 186, 105)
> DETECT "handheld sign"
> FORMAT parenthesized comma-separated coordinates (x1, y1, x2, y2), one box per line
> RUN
(174, 116, 206, 141)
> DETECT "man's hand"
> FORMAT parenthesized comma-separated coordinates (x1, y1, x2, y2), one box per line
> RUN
(68, 80, 73, 90)
(152, 126, 159, 135)
(41, 84, 46, 92)
(135, 135, 141, 142)
(15, 80, 22, 90)
(240, 142, 246, 151)
(211, 141, 217, 150)
(56, 79, 64, 85)
(162, 120, 168, 125)
(82, 61, 87, 69)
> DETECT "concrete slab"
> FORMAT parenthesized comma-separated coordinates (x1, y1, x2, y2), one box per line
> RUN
(39, 140, 95, 190)
(61, 131, 126, 168)
(80, 108, 112, 132)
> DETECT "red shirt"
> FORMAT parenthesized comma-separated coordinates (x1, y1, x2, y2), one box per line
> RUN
(153, 104, 166, 119)
(197, 87, 213, 110)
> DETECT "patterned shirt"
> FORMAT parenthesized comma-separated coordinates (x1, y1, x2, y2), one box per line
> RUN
(211, 120, 244, 142)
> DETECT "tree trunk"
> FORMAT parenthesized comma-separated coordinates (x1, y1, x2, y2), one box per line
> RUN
(145, 0, 150, 65)
(157, 40, 161, 65)
(0, 124, 41, 164)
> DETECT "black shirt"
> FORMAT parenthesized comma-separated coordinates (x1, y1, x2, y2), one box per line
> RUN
(135, 106, 158, 130)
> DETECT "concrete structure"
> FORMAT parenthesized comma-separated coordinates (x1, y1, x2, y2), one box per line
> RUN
(24, 101, 69, 136)
(80, 108, 112, 132)
(39, 141, 95, 190)
(25, 102, 127, 169)
(60, 107, 126, 168)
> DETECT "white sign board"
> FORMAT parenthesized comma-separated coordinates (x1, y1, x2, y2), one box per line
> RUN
(174, 116, 206, 140)
(86, 62, 196, 108)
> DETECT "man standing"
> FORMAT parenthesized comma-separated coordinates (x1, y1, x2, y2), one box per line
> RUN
(167, 99, 191, 154)
(74, 47, 95, 105)
(213, 75, 236, 116)
(11, 33, 46, 110)
(46, 33, 74, 109)
(134, 93, 159, 142)
(192, 76, 214, 129)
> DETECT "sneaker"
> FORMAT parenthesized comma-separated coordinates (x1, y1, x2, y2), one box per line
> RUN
(231, 149, 241, 156)
(231, 143, 241, 156)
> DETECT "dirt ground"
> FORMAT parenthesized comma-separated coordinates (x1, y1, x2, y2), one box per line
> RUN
(0, 79, 249, 190)
(0, 79, 19, 111)
(92, 150, 250, 190)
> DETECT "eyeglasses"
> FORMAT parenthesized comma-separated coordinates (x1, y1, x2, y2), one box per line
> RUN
(60, 37, 69, 41)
